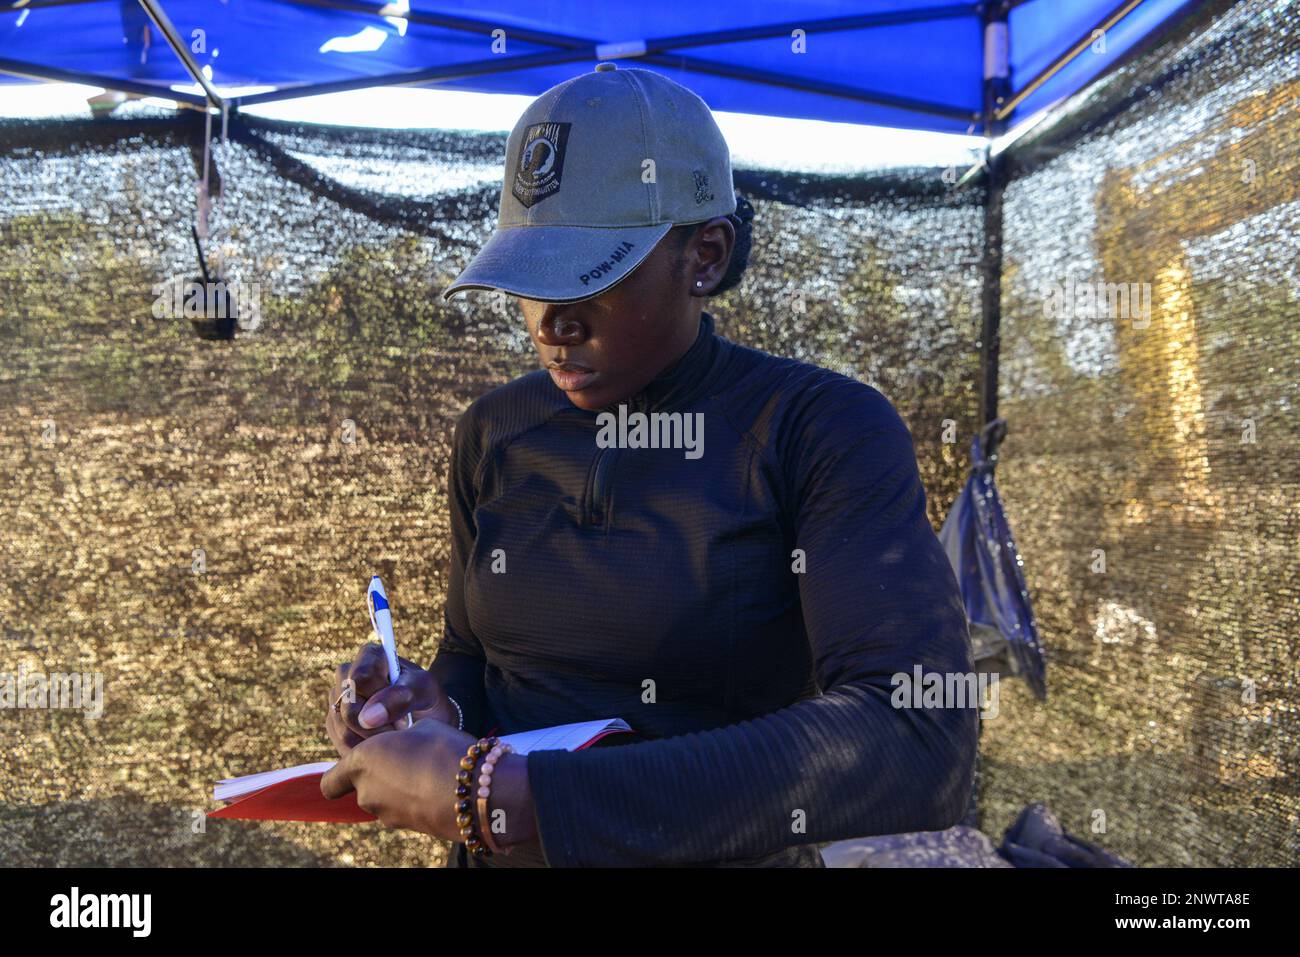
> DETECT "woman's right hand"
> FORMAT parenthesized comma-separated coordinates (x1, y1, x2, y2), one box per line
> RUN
(326, 642, 456, 757)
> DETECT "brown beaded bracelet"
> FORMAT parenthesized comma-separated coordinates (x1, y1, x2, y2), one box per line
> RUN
(454, 736, 499, 859)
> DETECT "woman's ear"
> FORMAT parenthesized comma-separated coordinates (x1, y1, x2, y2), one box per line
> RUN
(691, 217, 736, 294)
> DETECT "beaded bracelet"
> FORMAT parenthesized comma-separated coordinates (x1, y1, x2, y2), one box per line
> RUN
(476, 741, 515, 856)
(454, 736, 499, 859)
(444, 694, 464, 732)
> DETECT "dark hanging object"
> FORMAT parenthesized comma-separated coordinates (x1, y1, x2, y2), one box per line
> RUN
(938, 419, 1047, 699)
(186, 224, 237, 341)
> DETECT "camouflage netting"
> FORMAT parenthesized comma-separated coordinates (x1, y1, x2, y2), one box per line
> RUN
(0, 0, 1293, 867)
(987, 0, 1297, 866)
(0, 89, 983, 868)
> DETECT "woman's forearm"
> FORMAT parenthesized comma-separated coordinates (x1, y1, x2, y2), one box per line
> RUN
(489, 751, 541, 850)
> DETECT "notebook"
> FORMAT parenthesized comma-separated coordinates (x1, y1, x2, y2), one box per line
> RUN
(209, 717, 632, 822)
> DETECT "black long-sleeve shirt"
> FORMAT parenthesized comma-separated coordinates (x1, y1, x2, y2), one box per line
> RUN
(431, 311, 977, 867)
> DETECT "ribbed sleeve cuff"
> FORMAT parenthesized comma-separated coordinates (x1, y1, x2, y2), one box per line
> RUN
(525, 749, 582, 867)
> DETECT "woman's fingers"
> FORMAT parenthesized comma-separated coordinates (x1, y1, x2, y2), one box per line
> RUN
(325, 687, 366, 755)
(329, 645, 450, 746)
(357, 657, 430, 728)
(348, 642, 393, 697)
(320, 750, 358, 801)
(367, 657, 452, 728)
(332, 661, 354, 700)
(329, 658, 387, 745)
(337, 644, 404, 737)
(358, 681, 415, 730)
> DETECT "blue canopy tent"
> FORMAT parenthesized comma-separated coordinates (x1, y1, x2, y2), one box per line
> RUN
(1, 0, 1213, 135)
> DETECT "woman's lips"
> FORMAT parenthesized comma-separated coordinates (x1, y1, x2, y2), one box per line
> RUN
(548, 362, 597, 392)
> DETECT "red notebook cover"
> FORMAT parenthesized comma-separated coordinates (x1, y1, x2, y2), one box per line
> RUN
(209, 722, 633, 823)
(208, 770, 374, 823)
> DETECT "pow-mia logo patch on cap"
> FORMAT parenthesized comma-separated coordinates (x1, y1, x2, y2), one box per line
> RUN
(513, 122, 572, 209)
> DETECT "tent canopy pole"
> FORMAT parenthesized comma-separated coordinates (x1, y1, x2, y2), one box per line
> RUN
(980, 2, 1011, 426)
(136, 0, 224, 109)
(0, 57, 207, 108)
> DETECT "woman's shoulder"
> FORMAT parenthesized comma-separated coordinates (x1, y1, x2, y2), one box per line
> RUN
(716, 339, 911, 451)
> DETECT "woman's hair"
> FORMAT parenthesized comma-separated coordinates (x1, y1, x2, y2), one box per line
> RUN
(667, 194, 756, 296)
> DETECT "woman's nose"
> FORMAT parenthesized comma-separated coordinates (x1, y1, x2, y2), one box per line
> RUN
(535, 312, 588, 346)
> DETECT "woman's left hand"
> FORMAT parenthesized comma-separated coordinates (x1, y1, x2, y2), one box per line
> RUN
(320, 716, 480, 839)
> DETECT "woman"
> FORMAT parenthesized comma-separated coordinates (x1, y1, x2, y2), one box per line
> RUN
(322, 64, 978, 867)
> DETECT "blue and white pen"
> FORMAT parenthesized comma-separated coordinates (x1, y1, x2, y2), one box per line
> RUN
(366, 575, 413, 729)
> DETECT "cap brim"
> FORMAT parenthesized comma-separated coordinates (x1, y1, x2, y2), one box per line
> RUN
(441, 222, 673, 303)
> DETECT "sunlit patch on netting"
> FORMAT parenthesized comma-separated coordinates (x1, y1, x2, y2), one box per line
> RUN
(989, 0, 1298, 867)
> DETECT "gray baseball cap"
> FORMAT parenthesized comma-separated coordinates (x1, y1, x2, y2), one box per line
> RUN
(442, 63, 736, 303)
